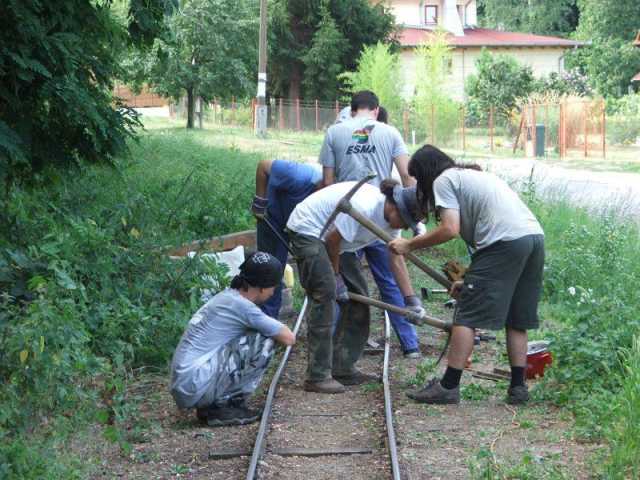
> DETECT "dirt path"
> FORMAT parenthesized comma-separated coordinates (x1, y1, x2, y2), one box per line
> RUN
(81, 261, 600, 479)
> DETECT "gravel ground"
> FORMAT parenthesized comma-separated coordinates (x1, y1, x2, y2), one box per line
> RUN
(82, 260, 600, 479)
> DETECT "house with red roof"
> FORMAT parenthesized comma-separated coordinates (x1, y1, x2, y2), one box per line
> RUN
(379, 0, 583, 100)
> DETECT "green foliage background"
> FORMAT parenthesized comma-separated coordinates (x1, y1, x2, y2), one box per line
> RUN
(0, 0, 174, 188)
(0, 127, 259, 478)
(268, 0, 397, 100)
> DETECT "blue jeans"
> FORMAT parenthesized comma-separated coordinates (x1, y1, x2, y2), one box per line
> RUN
(357, 241, 419, 352)
(257, 219, 289, 318)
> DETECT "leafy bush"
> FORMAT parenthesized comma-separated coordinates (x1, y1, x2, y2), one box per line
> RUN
(535, 70, 593, 97)
(340, 42, 405, 122)
(465, 49, 536, 124)
(0, 0, 172, 185)
(0, 126, 259, 477)
(412, 29, 461, 145)
(606, 94, 640, 145)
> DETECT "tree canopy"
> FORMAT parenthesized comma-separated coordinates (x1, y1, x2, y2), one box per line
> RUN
(340, 42, 404, 121)
(479, 0, 579, 37)
(0, 0, 170, 187)
(568, 0, 640, 98)
(125, 0, 259, 128)
(268, 0, 397, 100)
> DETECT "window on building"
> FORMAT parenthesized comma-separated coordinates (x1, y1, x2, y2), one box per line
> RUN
(425, 5, 438, 25)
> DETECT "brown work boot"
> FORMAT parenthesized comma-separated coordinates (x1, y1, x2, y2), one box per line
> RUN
(407, 378, 460, 404)
(333, 370, 381, 386)
(304, 378, 346, 394)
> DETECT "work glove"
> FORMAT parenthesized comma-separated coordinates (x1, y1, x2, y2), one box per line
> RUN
(412, 222, 427, 237)
(251, 195, 268, 219)
(404, 295, 425, 319)
(335, 274, 350, 303)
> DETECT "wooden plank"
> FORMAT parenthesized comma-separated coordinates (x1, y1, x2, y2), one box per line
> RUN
(210, 447, 373, 461)
(209, 450, 251, 460)
(272, 447, 373, 458)
(167, 230, 256, 257)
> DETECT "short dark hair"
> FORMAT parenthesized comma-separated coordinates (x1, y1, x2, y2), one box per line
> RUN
(409, 145, 482, 222)
(377, 106, 388, 124)
(351, 90, 379, 112)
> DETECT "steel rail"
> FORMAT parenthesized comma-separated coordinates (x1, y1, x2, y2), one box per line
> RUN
(246, 297, 309, 480)
(383, 311, 402, 480)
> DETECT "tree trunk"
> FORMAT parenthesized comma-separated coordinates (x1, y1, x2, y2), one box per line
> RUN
(186, 87, 195, 129)
(288, 62, 302, 100)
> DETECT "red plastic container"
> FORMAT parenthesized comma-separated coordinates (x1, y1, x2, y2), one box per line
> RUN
(526, 341, 553, 379)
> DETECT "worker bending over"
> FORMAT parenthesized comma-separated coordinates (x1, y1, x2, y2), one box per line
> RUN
(286, 180, 424, 394)
(251, 159, 322, 318)
(321, 90, 424, 358)
(390, 145, 545, 405)
(170, 252, 295, 426)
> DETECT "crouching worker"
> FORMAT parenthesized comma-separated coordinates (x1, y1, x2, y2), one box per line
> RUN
(170, 252, 296, 427)
(286, 180, 424, 394)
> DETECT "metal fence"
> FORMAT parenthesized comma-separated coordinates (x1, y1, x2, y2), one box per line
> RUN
(164, 96, 638, 161)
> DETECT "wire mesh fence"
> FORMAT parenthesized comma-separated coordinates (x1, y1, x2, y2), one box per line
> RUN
(156, 95, 638, 161)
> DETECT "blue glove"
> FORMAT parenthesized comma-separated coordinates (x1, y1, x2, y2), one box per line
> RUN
(251, 195, 268, 219)
(335, 274, 349, 303)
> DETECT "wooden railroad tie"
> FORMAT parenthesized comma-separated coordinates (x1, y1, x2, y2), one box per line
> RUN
(209, 447, 373, 460)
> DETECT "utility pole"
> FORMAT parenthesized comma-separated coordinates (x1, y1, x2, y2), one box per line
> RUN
(255, 0, 268, 137)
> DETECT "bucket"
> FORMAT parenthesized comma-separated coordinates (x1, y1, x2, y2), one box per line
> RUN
(526, 341, 553, 379)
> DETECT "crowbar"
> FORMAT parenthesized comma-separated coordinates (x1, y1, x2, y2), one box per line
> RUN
(348, 292, 451, 332)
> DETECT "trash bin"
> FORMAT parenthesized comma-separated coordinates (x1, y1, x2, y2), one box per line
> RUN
(526, 124, 546, 157)
(535, 124, 545, 157)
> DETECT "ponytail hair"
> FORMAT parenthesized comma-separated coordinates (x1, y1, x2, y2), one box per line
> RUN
(409, 145, 482, 222)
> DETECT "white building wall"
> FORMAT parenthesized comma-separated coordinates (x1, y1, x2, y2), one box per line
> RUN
(399, 47, 568, 101)
(383, 0, 477, 28)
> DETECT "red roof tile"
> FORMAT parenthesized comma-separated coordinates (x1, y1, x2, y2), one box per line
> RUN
(400, 27, 583, 48)
(634, 31, 640, 46)
(632, 71, 640, 82)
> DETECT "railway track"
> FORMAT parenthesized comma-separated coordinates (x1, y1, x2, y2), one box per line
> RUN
(244, 297, 402, 480)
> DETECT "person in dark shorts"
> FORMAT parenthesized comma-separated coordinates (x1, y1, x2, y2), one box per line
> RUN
(389, 145, 545, 405)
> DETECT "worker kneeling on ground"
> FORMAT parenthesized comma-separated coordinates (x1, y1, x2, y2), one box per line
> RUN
(389, 145, 545, 405)
(286, 180, 425, 394)
(170, 252, 295, 427)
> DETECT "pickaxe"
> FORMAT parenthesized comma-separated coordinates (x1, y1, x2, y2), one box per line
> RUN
(324, 176, 452, 290)
(320, 173, 377, 240)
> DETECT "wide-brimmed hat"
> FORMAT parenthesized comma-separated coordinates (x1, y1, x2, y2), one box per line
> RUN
(392, 185, 423, 230)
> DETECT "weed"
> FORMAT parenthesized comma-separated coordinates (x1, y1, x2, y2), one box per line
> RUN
(461, 383, 494, 401)
(468, 448, 571, 479)
(407, 358, 438, 386)
(360, 382, 383, 393)
(604, 335, 640, 479)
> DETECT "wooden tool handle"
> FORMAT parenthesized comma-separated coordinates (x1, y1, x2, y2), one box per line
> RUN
(348, 292, 451, 332)
(346, 207, 452, 289)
